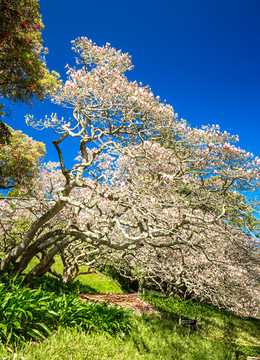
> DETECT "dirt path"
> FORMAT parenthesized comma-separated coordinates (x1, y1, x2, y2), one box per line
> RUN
(79, 293, 156, 314)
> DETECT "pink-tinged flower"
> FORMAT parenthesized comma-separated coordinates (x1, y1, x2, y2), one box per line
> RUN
(169, 176, 173, 183)
(104, 193, 108, 200)
(24, 38, 29, 42)
(35, 24, 39, 28)
(150, 197, 156, 204)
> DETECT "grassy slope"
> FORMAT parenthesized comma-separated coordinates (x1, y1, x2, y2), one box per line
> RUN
(26, 256, 123, 294)
(0, 258, 259, 359)
(142, 291, 260, 357)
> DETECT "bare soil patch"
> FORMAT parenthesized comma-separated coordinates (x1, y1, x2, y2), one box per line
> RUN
(79, 293, 156, 314)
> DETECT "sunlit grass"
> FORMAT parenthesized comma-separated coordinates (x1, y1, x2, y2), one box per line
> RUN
(0, 316, 243, 360)
(0, 257, 259, 359)
(25, 256, 123, 294)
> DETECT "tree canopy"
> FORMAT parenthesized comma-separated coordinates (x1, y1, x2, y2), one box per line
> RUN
(0, 0, 59, 104)
(0, 0, 60, 142)
(0, 126, 46, 190)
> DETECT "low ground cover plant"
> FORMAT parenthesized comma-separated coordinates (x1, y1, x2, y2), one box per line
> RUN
(0, 267, 259, 359)
(0, 272, 132, 351)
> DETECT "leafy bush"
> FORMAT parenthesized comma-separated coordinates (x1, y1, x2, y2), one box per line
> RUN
(0, 284, 55, 349)
(0, 274, 132, 350)
(0, 268, 24, 292)
(27, 274, 78, 295)
(49, 294, 132, 336)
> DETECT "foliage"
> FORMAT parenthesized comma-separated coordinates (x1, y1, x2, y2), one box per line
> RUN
(236, 344, 260, 357)
(0, 282, 54, 349)
(26, 274, 79, 295)
(0, 292, 259, 359)
(0, 0, 59, 105)
(0, 0, 60, 144)
(0, 126, 46, 190)
(0, 271, 259, 358)
(0, 273, 132, 351)
(51, 294, 132, 336)
(0, 116, 11, 144)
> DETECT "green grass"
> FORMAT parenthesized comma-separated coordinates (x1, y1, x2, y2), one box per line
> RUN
(26, 256, 123, 294)
(0, 257, 259, 359)
(141, 290, 260, 358)
(1, 314, 257, 360)
(76, 272, 123, 294)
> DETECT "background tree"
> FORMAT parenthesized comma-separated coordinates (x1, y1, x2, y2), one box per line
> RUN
(0, 0, 60, 141)
(0, 114, 11, 144)
(0, 126, 46, 190)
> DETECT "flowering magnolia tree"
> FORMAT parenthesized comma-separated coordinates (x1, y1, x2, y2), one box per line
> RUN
(0, 38, 259, 315)
(106, 243, 260, 317)
(0, 126, 46, 190)
(0, 37, 174, 275)
(92, 132, 260, 316)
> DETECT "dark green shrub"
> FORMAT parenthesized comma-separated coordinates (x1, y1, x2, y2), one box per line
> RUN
(50, 294, 132, 336)
(0, 284, 55, 349)
(0, 274, 133, 350)
(27, 274, 78, 295)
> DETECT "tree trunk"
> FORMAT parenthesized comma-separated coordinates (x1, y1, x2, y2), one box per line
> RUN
(0, 199, 66, 271)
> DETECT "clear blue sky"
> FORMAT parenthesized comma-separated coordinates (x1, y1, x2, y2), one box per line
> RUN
(3, 0, 260, 166)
